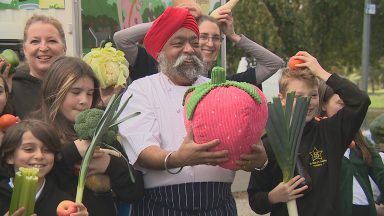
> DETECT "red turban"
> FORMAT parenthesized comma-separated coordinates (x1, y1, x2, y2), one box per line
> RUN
(144, 7, 199, 61)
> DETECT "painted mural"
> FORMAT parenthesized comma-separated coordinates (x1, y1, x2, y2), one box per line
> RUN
(0, 0, 64, 9)
(82, 0, 221, 52)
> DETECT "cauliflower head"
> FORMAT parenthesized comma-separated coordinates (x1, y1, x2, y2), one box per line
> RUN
(83, 42, 129, 89)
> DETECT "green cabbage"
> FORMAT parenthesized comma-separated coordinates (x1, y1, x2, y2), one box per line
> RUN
(0, 49, 20, 75)
(83, 42, 129, 89)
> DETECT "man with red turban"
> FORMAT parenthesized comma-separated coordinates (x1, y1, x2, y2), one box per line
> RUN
(119, 6, 268, 215)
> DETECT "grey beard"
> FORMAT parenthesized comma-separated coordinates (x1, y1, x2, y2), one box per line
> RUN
(158, 52, 205, 83)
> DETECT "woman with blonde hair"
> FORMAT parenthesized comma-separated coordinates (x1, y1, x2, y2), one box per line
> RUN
(10, 14, 66, 119)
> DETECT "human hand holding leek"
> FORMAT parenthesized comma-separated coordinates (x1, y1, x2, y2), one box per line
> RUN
(268, 175, 308, 204)
(87, 153, 111, 176)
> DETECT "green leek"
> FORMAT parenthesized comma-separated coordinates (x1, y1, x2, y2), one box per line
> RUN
(75, 92, 139, 203)
(9, 167, 39, 215)
(265, 92, 310, 216)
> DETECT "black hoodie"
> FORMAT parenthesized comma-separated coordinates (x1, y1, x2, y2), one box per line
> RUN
(10, 70, 42, 119)
(247, 74, 371, 216)
(0, 178, 73, 215)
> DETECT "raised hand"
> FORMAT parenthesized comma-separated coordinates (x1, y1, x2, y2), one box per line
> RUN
(215, 8, 241, 42)
(292, 51, 331, 81)
(175, 1, 202, 18)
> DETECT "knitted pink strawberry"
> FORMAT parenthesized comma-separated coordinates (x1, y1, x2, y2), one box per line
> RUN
(183, 66, 268, 170)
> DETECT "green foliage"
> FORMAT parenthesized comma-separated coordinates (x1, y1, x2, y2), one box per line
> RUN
(226, 0, 384, 89)
(368, 91, 384, 109)
(369, 113, 384, 144)
(265, 92, 310, 182)
(82, 0, 118, 21)
(227, 0, 283, 74)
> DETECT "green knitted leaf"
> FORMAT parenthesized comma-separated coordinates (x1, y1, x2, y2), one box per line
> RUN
(183, 67, 264, 120)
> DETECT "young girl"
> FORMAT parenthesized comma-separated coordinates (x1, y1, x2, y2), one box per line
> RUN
(0, 119, 88, 215)
(319, 81, 384, 216)
(31, 56, 143, 216)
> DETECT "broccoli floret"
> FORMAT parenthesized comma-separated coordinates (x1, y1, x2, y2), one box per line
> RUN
(74, 108, 118, 145)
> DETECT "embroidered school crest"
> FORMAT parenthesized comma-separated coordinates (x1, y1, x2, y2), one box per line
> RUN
(309, 147, 327, 167)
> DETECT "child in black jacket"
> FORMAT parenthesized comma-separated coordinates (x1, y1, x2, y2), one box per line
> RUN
(247, 51, 371, 216)
(0, 120, 88, 215)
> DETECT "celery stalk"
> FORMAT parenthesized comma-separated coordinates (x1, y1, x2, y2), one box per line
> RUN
(8, 167, 39, 215)
(18, 176, 32, 215)
(9, 171, 22, 214)
(25, 176, 38, 216)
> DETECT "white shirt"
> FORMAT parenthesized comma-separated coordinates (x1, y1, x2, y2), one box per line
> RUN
(9, 177, 45, 199)
(344, 148, 373, 205)
(370, 152, 384, 201)
(118, 73, 235, 188)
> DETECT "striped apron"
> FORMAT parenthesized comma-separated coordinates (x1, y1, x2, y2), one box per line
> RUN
(131, 182, 237, 216)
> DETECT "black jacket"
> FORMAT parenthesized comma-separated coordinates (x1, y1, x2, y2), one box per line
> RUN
(247, 74, 371, 216)
(49, 141, 144, 216)
(0, 178, 73, 215)
(10, 71, 42, 119)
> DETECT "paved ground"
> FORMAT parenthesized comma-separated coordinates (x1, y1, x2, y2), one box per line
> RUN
(231, 171, 270, 216)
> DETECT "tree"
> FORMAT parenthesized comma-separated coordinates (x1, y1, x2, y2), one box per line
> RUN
(226, 0, 384, 84)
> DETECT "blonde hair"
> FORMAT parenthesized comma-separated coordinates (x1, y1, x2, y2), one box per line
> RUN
(23, 14, 66, 48)
(279, 68, 319, 96)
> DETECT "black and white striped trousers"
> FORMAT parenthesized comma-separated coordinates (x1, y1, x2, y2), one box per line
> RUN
(131, 182, 237, 216)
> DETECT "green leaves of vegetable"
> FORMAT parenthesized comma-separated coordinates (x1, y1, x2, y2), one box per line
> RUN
(75, 92, 139, 203)
(265, 92, 310, 182)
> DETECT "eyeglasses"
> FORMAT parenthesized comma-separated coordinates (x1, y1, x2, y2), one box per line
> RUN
(199, 34, 222, 43)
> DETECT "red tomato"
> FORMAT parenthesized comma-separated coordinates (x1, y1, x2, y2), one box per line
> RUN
(0, 114, 17, 130)
(288, 57, 305, 70)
